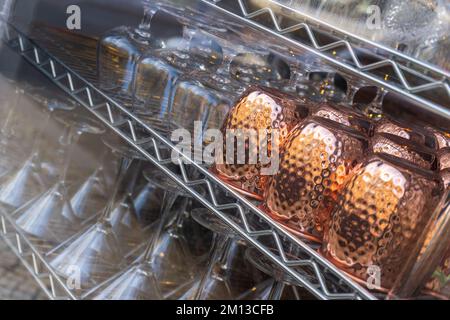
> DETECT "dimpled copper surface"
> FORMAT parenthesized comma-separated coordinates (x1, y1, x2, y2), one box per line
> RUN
(418, 204, 450, 299)
(371, 133, 434, 170)
(215, 86, 309, 197)
(430, 128, 450, 150)
(374, 119, 418, 141)
(324, 154, 441, 290)
(438, 149, 450, 188)
(313, 104, 371, 135)
(413, 148, 449, 299)
(264, 115, 366, 241)
(313, 105, 352, 126)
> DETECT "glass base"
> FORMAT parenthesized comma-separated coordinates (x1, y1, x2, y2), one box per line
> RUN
(14, 181, 82, 244)
(245, 247, 317, 285)
(90, 262, 163, 300)
(0, 154, 47, 208)
(191, 208, 240, 238)
(50, 221, 126, 291)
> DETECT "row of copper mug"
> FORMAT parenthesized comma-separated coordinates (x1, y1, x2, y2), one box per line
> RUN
(212, 85, 449, 299)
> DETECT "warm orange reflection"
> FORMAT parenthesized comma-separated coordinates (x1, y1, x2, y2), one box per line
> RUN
(215, 86, 309, 199)
(324, 155, 441, 290)
(264, 108, 368, 242)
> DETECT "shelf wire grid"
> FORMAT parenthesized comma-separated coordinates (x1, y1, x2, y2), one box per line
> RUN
(1, 20, 377, 300)
(0, 205, 77, 300)
(201, 0, 450, 121)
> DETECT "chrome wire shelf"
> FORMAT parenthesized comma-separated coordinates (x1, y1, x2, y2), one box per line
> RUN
(1, 21, 377, 300)
(0, 206, 77, 300)
(201, 0, 450, 121)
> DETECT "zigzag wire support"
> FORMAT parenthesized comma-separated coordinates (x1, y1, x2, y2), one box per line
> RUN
(0, 207, 77, 300)
(202, 0, 450, 120)
(1, 21, 376, 299)
(2, 21, 376, 300)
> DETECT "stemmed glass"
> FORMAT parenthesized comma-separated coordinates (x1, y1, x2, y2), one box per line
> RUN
(294, 58, 386, 117)
(244, 247, 311, 300)
(188, 41, 290, 128)
(69, 159, 110, 221)
(245, 238, 322, 299)
(97, 2, 173, 96)
(381, 0, 447, 64)
(12, 110, 105, 247)
(165, 31, 292, 151)
(48, 134, 164, 293)
(202, 47, 292, 129)
(24, 85, 80, 181)
(98, 0, 224, 98)
(0, 87, 30, 177)
(131, 26, 224, 136)
(0, 88, 29, 179)
(85, 170, 195, 300)
(0, 84, 66, 179)
(0, 87, 78, 209)
(183, 208, 255, 300)
(139, 170, 211, 299)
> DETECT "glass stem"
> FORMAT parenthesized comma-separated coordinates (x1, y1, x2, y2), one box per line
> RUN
(142, 190, 181, 262)
(174, 198, 190, 228)
(287, 66, 303, 90)
(1, 103, 16, 139)
(346, 84, 360, 105)
(55, 123, 76, 173)
(193, 234, 231, 299)
(28, 109, 53, 158)
(369, 87, 388, 115)
(223, 51, 235, 76)
(267, 281, 285, 300)
(58, 124, 72, 147)
(135, 8, 157, 39)
(0, 87, 22, 141)
(99, 156, 133, 220)
(124, 160, 142, 196)
(59, 126, 81, 183)
(94, 147, 117, 195)
(326, 72, 336, 86)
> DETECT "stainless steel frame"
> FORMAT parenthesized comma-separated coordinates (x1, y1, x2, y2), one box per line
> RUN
(201, 0, 450, 121)
(1, 20, 377, 300)
(0, 206, 77, 300)
(2, 0, 448, 300)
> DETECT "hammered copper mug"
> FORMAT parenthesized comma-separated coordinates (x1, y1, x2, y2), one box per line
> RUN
(323, 132, 443, 291)
(438, 148, 450, 188)
(263, 104, 370, 242)
(388, 128, 449, 299)
(428, 127, 450, 150)
(413, 136, 449, 299)
(433, 127, 450, 187)
(213, 86, 310, 200)
(374, 118, 439, 149)
(425, 251, 450, 299)
(376, 121, 448, 182)
(387, 186, 449, 300)
(425, 140, 450, 299)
